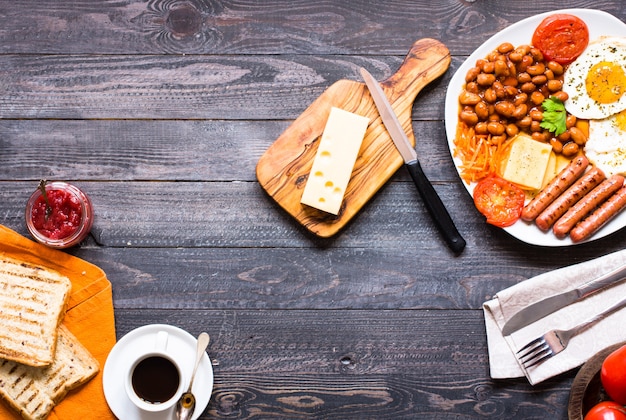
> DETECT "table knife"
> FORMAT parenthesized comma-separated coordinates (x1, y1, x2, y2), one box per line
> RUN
(501, 263, 626, 335)
(360, 67, 466, 254)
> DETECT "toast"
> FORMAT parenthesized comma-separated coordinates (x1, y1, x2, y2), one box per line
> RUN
(0, 325, 100, 420)
(0, 254, 72, 367)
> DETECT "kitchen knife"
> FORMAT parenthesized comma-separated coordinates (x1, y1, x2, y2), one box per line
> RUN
(501, 263, 626, 335)
(360, 67, 466, 254)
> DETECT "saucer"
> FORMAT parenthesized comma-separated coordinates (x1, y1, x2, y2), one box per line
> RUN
(103, 324, 214, 420)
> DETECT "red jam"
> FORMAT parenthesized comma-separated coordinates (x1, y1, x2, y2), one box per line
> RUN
(31, 189, 82, 239)
(25, 182, 94, 248)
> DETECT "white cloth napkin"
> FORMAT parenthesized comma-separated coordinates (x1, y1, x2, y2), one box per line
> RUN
(484, 249, 626, 385)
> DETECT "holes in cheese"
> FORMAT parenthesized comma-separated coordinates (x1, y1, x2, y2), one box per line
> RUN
(300, 107, 370, 214)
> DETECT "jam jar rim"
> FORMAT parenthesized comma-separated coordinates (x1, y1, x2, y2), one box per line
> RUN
(25, 181, 93, 249)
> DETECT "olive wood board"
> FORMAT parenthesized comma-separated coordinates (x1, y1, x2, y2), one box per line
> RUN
(256, 38, 451, 237)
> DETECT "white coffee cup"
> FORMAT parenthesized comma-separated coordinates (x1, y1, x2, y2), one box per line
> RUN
(125, 330, 185, 413)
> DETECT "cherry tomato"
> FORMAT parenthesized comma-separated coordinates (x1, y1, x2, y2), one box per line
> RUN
(602, 344, 626, 405)
(472, 175, 525, 227)
(532, 14, 589, 65)
(584, 401, 626, 420)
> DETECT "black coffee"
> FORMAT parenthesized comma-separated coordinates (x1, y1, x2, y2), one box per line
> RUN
(131, 355, 180, 404)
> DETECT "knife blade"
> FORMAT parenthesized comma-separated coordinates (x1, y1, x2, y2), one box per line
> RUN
(360, 67, 466, 254)
(501, 263, 626, 335)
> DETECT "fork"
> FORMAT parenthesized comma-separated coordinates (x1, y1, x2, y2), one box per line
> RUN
(517, 296, 626, 369)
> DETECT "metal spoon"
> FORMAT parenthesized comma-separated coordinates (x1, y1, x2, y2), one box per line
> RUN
(175, 332, 210, 420)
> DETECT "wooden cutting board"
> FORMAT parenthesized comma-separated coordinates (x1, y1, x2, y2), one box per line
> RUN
(256, 38, 451, 237)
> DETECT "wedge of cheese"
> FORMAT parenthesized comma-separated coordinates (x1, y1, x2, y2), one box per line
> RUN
(300, 107, 369, 215)
(502, 133, 553, 190)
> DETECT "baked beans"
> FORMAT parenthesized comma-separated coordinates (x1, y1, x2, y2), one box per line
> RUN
(458, 42, 587, 157)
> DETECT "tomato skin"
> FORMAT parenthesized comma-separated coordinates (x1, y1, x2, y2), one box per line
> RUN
(602, 345, 626, 405)
(472, 176, 525, 227)
(584, 401, 626, 420)
(532, 14, 589, 64)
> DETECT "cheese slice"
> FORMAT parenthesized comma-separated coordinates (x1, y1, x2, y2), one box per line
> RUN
(502, 133, 552, 190)
(541, 151, 557, 188)
(300, 107, 369, 214)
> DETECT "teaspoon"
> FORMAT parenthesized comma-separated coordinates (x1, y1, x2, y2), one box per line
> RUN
(175, 332, 210, 420)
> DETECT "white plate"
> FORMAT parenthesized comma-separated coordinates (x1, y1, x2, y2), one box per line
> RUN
(103, 324, 214, 420)
(444, 9, 626, 246)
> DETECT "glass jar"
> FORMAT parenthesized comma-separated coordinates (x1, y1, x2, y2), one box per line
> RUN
(25, 181, 94, 249)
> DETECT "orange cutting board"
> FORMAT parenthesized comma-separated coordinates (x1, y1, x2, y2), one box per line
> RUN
(256, 38, 451, 237)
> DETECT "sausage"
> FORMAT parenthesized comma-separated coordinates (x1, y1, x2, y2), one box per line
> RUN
(521, 155, 589, 221)
(535, 167, 606, 231)
(570, 185, 626, 243)
(553, 175, 625, 238)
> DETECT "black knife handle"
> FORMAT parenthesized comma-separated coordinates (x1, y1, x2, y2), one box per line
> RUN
(406, 160, 466, 254)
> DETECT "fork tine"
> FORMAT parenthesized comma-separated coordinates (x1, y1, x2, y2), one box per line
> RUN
(523, 349, 554, 368)
(516, 337, 555, 369)
(516, 336, 544, 357)
(519, 343, 549, 363)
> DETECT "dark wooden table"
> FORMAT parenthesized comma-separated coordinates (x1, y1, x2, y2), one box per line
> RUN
(1, 1, 624, 418)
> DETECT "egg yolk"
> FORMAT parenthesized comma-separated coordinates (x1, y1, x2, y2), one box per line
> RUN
(586, 61, 626, 104)
(614, 109, 626, 131)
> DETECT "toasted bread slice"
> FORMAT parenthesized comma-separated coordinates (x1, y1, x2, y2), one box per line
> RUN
(0, 254, 72, 367)
(0, 325, 100, 420)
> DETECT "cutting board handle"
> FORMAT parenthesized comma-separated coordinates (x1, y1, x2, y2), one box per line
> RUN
(382, 38, 451, 107)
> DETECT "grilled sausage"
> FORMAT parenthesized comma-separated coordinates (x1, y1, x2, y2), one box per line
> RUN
(521, 155, 589, 221)
(535, 167, 605, 231)
(553, 175, 625, 238)
(570, 185, 626, 243)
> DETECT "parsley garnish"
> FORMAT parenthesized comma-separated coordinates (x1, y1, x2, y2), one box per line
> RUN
(540, 96, 567, 136)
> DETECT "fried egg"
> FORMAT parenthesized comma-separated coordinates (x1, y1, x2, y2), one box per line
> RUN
(563, 36, 626, 119)
(584, 109, 626, 176)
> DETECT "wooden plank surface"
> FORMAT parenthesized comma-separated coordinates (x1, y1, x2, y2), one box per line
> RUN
(256, 39, 451, 237)
(114, 308, 572, 419)
(1, 0, 624, 418)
